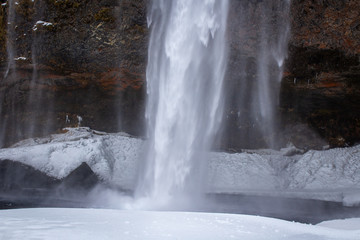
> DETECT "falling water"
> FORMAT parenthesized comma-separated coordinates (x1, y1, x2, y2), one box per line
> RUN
(0, 1, 51, 147)
(223, 0, 291, 149)
(3, 0, 15, 79)
(254, 0, 291, 148)
(26, 3, 52, 139)
(26, 22, 42, 137)
(135, 0, 229, 208)
(0, 0, 16, 147)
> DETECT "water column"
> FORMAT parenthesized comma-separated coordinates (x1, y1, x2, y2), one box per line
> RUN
(222, 0, 291, 150)
(254, 0, 291, 149)
(136, 0, 229, 208)
(3, 0, 15, 79)
(26, 2, 52, 139)
(0, 0, 16, 147)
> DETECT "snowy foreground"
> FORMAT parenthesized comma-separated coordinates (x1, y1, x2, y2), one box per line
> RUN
(1, 128, 360, 205)
(0, 208, 359, 240)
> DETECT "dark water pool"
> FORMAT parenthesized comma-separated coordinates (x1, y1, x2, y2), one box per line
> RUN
(1, 191, 360, 224)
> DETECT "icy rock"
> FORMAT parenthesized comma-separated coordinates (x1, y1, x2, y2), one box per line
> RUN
(0, 159, 59, 192)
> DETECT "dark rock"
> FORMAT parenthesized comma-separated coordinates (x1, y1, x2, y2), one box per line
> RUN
(281, 123, 327, 151)
(281, 0, 360, 148)
(0, 3, 6, 63)
(0, 159, 102, 206)
(0, 159, 59, 192)
(59, 162, 100, 191)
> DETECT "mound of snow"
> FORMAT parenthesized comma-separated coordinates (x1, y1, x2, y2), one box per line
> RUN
(0, 128, 142, 190)
(209, 152, 279, 192)
(0, 209, 359, 240)
(318, 218, 360, 230)
(288, 146, 360, 190)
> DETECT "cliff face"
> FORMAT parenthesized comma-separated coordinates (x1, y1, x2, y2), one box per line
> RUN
(0, 3, 5, 63)
(282, 0, 360, 148)
(0, 0, 359, 149)
(0, 0, 147, 146)
(220, 0, 292, 150)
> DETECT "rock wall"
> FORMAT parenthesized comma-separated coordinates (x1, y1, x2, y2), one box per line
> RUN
(0, 0, 147, 146)
(0, 0, 359, 149)
(218, 0, 360, 150)
(0, 2, 5, 63)
(219, 0, 291, 150)
(281, 0, 360, 148)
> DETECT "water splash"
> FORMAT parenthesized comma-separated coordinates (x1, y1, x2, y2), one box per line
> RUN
(135, 0, 229, 209)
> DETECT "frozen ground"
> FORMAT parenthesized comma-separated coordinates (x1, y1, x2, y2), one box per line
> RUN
(0, 127, 360, 205)
(0, 208, 359, 240)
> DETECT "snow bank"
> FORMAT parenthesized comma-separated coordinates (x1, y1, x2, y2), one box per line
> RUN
(288, 147, 360, 190)
(209, 151, 280, 192)
(1, 128, 360, 204)
(208, 145, 360, 204)
(0, 128, 142, 189)
(318, 218, 360, 230)
(0, 209, 359, 240)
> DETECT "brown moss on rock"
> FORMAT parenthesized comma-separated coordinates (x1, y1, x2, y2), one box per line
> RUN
(50, 0, 81, 9)
(94, 7, 115, 23)
(290, 0, 360, 55)
(279, 0, 360, 148)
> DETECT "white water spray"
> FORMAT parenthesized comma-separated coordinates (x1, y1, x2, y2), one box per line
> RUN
(135, 0, 229, 209)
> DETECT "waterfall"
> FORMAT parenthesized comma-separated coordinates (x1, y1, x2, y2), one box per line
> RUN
(26, 36, 39, 138)
(26, 3, 52, 139)
(135, 0, 229, 209)
(0, 0, 16, 147)
(254, 0, 291, 149)
(3, 0, 15, 79)
(0, 1, 51, 147)
(223, 0, 291, 149)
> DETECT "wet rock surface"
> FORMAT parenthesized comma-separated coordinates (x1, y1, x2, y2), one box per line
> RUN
(0, 159, 101, 207)
(0, 0, 359, 149)
(0, 0, 147, 146)
(219, 0, 291, 150)
(282, 0, 360, 148)
(0, 159, 60, 191)
(0, 2, 5, 63)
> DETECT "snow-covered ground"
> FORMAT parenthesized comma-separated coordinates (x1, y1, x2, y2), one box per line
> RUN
(0, 208, 359, 240)
(1, 127, 360, 205)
